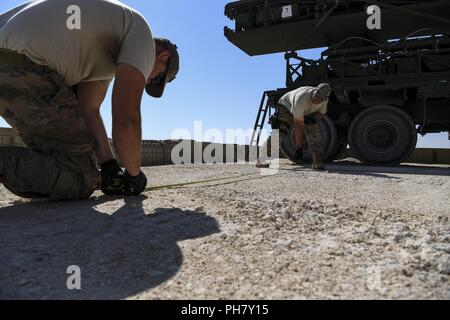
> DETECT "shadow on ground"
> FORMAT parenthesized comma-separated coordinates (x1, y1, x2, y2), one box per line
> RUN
(0, 196, 220, 299)
(279, 160, 449, 179)
(329, 161, 450, 177)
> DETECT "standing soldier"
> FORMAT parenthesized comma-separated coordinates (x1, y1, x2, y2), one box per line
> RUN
(0, 0, 179, 200)
(256, 83, 332, 170)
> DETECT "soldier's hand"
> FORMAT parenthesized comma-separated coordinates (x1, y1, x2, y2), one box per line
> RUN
(124, 171, 147, 196)
(100, 159, 124, 195)
(304, 115, 317, 125)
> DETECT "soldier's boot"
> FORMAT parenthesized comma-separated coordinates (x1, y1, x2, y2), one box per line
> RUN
(256, 160, 270, 168)
(312, 152, 325, 171)
(304, 122, 325, 171)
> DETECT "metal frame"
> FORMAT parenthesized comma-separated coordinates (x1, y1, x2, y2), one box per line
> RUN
(226, 0, 449, 32)
(250, 91, 276, 147)
(285, 35, 450, 91)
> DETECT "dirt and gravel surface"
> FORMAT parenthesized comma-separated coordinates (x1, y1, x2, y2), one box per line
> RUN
(0, 160, 449, 300)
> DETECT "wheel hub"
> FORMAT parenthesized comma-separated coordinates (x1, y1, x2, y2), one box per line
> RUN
(364, 121, 399, 153)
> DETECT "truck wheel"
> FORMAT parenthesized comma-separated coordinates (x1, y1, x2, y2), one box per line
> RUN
(348, 106, 417, 166)
(280, 116, 338, 162)
(328, 138, 348, 161)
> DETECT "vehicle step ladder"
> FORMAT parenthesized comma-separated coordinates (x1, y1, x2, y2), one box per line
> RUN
(250, 91, 274, 157)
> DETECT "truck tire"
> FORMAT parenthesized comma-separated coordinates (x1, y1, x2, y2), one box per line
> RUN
(280, 116, 338, 162)
(348, 106, 417, 166)
(328, 138, 348, 161)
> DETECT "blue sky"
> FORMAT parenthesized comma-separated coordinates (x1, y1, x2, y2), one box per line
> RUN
(0, 0, 448, 148)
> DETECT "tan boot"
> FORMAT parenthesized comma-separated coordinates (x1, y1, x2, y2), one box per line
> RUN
(256, 160, 270, 168)
(312, 152, 325, 171)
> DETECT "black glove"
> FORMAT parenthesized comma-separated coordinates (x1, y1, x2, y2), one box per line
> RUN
(304, 115, 317, 125)
(124, 171, 147, 196)
(294, 147, 303, 163)
(100, 159, 124, 195)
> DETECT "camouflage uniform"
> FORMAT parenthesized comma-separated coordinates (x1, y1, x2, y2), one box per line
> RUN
(0, 51, 100, 200)
(304, 121, 324, 168)
(258, 105, 324, 166)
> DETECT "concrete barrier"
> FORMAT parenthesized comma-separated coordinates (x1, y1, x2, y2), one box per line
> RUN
(1, 127, 449, 165)
(409, 148, 450, 165)
(109, 139, 254, 166)
(0, 127, 25, 146)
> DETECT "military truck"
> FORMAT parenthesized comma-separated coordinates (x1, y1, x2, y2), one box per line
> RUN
(224, 0, 450, 165)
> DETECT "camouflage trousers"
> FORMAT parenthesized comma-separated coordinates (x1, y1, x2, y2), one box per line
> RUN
(0, 63, 100, 200)
(258, 105, 323, 163)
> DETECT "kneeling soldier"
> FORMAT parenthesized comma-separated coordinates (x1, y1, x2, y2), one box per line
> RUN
(0, 0, 179, 200)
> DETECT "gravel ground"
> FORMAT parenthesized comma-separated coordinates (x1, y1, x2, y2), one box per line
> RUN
(0, 160, 449, 300)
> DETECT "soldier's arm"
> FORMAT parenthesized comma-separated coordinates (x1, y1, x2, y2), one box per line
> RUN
(112, 63, 146, 177)
(292, 98, 305, 147)
(294, 117, 304, 147)
(77, 81, 113, 164)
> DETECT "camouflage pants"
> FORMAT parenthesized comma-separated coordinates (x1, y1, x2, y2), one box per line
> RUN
(0, 64, 100, 200)
(259, 105, 323, 162)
